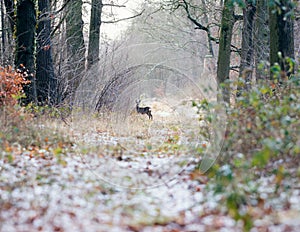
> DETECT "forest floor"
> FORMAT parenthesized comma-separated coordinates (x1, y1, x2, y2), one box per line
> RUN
(1, 106, 300, 232)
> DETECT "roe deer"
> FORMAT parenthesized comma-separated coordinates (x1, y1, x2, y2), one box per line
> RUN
(136, 100, 153, 120)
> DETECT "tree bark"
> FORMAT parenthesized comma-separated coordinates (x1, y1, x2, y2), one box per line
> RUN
(255, 0, 269, 81)
(201, 0, 214, 56)
(87, 0, 103, 69)
(269, 0, 294, 75)
(3, 0, 14, 31)
(65, 0, 86, 102)
(2, 0, 14, 65)
(237, 0, 256, 96)
(1, 0, 5, 62)
(216, 0, 235, 103)
(15, 0, 36, 104)
(36, 0, 57, 105)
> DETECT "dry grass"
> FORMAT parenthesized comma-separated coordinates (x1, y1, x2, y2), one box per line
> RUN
(70, 97, 200, 136)
(66, 97, 209, 159)
(0, 105, 71, 149)
(0, 95, 209, 157)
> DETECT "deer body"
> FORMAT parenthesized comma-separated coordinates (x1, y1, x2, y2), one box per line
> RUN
(136, 100, 153, 120)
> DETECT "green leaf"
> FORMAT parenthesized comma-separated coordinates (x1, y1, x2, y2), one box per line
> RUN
(252, 148, 271, 167)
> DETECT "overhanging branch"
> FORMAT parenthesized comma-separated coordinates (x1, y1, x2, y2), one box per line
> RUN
(102, 9, 145, 24)
(179, 0, 241, 55)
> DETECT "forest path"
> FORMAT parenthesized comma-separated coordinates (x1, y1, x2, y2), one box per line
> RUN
(1, 113, 299, 231)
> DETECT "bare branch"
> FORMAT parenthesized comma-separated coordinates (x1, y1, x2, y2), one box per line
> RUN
(102, 9, 145, 24)
(180, 0, 209, 32)
(82, 1, 125, 7)
(180, 0, 219, 52)
(102, 3, 125, 8)
(178, 0, 241, 56)
(55, 0, 72, 15)
(39, 0, 72, 23)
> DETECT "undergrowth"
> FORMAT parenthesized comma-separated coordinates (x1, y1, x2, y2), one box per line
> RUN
(200, 68, 300, 231)
(0, 65, 71, 152)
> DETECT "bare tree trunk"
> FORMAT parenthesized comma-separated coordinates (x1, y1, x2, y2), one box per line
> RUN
(255, 0, 269, 81)
(15, 0, 36, 104)
(3, 0, 14, 65)
(3, 0, 14, 31)
(87, 0, 103, 69)
(237, 0, 256, 96)
(65, 0, 86, 102)
(269, 0, 294, 76)
(36, 0, 57, 105)
(201, 0, 214, 56)
(216, 0, 235, 103)
(1, 0, 5, 63)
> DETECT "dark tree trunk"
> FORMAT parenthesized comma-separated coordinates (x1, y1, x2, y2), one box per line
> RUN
(65, 0, 86, 102)
(237, 1, 256, 96)
(87, 0, 103, 69)
(255, 0, 269, 81)
(15, 0, 36, 104)
(36, 0, 56, 105)
(269, 0, 294, 76)
(216, 0, 235, 103)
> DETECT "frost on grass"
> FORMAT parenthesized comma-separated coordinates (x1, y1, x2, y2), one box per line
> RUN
(1, 108, 300, 231)
(71, 94, 223, 189)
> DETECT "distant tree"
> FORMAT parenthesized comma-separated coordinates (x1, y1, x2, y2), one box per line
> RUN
(86, 0, 144, 69)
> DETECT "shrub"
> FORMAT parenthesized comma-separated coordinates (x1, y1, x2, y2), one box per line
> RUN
(0, 65, 30, 106)
(224, 75, 300, 167)
(199, 68, 299, 231)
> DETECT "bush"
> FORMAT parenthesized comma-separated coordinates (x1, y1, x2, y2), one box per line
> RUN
(0, 65, 30, 106)
(224, 75, 300, 167)
(0, 65, 70, 150)
(200, 68, 300, 231)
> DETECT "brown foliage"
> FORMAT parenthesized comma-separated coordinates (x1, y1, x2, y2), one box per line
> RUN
(0, 65, 30, 106)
